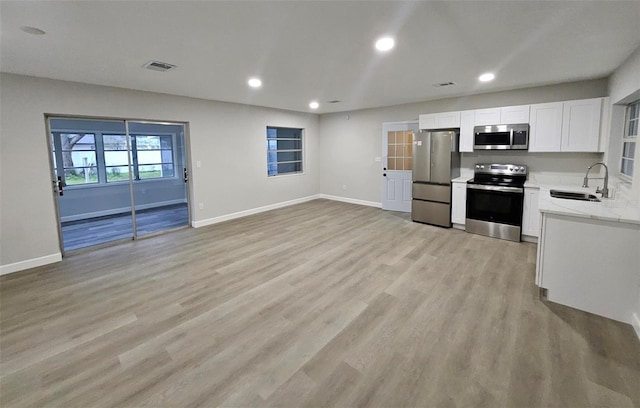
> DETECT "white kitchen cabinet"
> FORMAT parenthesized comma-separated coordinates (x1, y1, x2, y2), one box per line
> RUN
(451, 182, 467, 225)
(536, 212, 640, 324)
(500, 105, 530, 124)
(561, 98, 602, 152)
(419, 114, 437, 130)
(419, 111, 461, 130)
(474, 105, 529, 126)
(522, 188, 540, 237)
(530, 98, 604, 152)
(474, 108, 501, 126)
(459, 110, 475, 152)
(529, 102, 563, 152)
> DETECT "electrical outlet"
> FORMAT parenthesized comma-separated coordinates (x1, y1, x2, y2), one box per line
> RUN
(199, 203, 204, 210)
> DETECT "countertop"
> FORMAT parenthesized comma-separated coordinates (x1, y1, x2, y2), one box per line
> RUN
(537, 186, 640, 225)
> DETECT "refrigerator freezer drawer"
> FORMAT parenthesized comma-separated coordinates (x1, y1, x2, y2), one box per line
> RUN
(412, 200, 452, 228)
(412, 183, 451, 204)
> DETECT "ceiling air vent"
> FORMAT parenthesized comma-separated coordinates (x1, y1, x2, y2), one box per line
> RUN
(142, 60, 177, 72)
(432, 81, 456, 88)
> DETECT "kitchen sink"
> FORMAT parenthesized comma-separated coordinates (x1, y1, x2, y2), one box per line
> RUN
(550, 189, 600, 202)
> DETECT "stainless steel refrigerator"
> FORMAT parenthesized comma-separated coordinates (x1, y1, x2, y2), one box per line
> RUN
(412, 129, 460, 227)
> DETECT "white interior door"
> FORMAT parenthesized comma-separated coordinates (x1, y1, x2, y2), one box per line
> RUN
(381, 122, 417, 212)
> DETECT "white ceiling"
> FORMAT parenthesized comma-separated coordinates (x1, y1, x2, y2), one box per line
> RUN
(1, 1, 639, 114)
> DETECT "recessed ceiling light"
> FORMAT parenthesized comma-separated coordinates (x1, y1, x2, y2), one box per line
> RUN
(20, 26, 46, 35)
(309, 101, 319, 109)
(375, 37, 395, 52)
(479, 73, 495, 82)
(248, 78, 262, 88)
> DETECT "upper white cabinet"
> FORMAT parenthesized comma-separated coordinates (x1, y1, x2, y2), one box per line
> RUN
(418, 97, 604, 153)
(419, 111, 461, 130)
(529, 102, 564, 152)
(474, 105, 529, 126)
(529, 98, 604, 153)
(474, 108, 501, 126)
(459, 110, 475, 152)
(501, 105, 530, 124)
(561, 98, 602, 152)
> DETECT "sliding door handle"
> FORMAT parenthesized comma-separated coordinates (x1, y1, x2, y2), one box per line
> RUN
(57, 176, 64, 196)
(183, 168, 189, 183)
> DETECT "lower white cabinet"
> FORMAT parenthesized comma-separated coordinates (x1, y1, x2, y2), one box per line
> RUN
(451, 182, 467, 225)
(522, 188, 540, 237)
(536, 212, 640, 324)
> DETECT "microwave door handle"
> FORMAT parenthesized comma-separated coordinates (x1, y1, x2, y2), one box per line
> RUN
(509, 128, 514, 147)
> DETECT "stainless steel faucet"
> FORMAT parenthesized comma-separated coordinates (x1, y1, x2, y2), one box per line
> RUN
(582, 162, 609, 198)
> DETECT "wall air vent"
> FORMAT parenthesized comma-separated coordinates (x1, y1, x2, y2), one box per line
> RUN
(432, 81, 456, 87)
(142, 60, 177, 72)
(327, 100, 341, 104)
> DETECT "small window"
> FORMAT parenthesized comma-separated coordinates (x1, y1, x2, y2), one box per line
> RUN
(103, 134, 131, 182)
(621, 100, 638, 179)
(266, 126, 303, 176)
(52, 133, 98, 185)
(134, 135, 175, 180)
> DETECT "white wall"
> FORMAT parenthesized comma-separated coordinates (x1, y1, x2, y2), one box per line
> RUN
(319, 79, 609, 203)
(0, 73, 320, 269)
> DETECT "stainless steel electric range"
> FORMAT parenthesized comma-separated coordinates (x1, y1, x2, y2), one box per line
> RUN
(465, 163, 527, 242)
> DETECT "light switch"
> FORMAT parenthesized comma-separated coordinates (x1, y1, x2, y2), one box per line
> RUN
(196, 160, 202, 168)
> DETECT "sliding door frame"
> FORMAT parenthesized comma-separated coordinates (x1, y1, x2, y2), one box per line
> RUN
(44, 113, 192, 256)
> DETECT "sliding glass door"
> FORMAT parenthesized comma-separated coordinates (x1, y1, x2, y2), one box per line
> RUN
(128, 121, 189, 237)
(48, 117, 189, 252)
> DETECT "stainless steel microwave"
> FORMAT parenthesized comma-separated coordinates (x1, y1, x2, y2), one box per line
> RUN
(473, 124, 529, 150)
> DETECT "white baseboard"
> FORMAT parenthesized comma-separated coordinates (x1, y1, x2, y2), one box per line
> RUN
(317, 194, 381, 208)
(522, 235, 539, 244)
(61, 199, 187, 222)
(192, 195, 322, 228)
(0, 253, 62, 276)
(633, 312, 640, 342)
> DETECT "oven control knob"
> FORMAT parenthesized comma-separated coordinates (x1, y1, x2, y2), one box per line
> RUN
(475, 165, 479, 169)
(519, 166, 525, 171)
(480, 165, 484, 169)
(509, 167, 513, 171)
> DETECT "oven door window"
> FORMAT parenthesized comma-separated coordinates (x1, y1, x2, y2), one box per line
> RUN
(474, 131, 510, 147)
(466, 188, 523, 226)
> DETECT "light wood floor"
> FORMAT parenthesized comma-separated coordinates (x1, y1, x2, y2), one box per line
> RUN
(1, 199, 639, 407)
